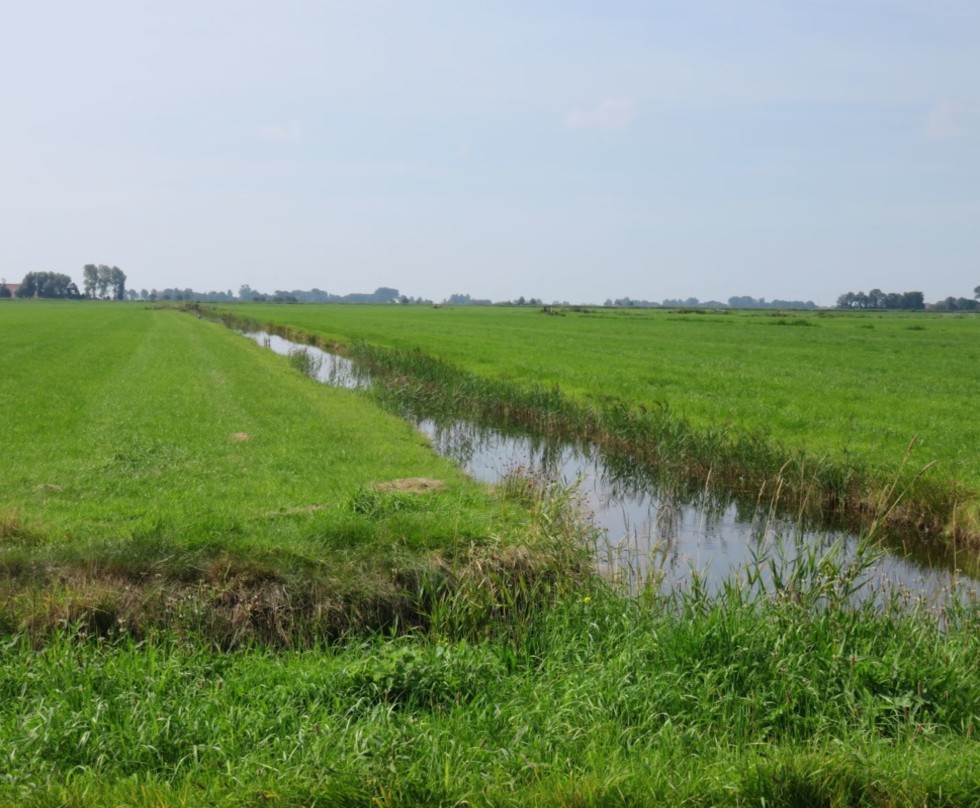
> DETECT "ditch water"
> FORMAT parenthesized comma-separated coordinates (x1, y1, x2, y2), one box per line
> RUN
(243, 331, 978, 606)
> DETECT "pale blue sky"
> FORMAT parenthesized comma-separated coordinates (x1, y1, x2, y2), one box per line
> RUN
(2, 1, 977, 303)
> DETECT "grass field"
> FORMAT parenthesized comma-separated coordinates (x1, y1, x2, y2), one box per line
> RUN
(221, 303, 980, 547)
(2, 301, 978, 805)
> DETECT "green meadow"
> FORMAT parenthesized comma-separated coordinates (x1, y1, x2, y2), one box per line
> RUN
(225, 303, 980, 547)
(1, 301, 978, 805)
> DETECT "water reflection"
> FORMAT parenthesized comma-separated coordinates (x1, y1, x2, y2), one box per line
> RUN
(250, 333, 368, 390)
(415, 418, 976, 604)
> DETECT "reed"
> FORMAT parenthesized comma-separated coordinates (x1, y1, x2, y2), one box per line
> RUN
(286, 345, 323, 378)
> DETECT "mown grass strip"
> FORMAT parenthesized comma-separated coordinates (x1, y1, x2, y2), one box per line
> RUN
(0, 303, 589, 644)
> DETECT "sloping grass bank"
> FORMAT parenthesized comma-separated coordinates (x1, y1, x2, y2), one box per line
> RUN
(206, 306, 977, 562)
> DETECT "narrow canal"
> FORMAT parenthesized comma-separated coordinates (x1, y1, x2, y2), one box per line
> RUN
(243, 330, 978, 606)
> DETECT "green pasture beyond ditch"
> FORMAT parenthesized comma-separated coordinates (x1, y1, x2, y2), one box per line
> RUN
(1, 301, 978, 805)
(226, 303, 980, 546)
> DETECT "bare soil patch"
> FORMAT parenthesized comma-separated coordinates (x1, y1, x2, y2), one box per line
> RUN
(375, 477, 446, 494)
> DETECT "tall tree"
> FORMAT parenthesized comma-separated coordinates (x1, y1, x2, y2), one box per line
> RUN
(82, 264, 99, 298)
(95, 265, 111, 299)
(109, 266, 126, 300)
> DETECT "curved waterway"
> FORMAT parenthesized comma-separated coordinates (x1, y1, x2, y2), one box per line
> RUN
(243, 331, 978, 606)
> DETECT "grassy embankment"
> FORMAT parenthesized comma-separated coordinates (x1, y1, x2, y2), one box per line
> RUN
(1, 302, 978, 805)
(0, 302, 576, 643)
(221, 304, 980, 554)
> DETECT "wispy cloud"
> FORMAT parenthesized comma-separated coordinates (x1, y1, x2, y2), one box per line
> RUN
(563, 97, 637, 131)
(256, 120, 304, 142)
(923, 101, 969, 140)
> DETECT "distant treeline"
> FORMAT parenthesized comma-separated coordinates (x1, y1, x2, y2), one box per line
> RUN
(0, 274, 401, 305)
(133, 285, 401, 304)
(131, 288, 548, 306)
(6, 269, 978, 313)
(602, 296, 817, 310)
(836, 288, 979, 311)
(441, 293, 546, 306)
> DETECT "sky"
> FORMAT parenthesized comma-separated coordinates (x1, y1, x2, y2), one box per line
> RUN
(2, 1, 978, 305)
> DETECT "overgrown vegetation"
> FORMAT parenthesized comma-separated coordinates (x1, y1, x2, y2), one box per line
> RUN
(1, 542, 977, 805)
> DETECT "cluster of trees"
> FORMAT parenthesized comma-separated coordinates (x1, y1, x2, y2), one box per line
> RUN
(0, 265, 126, 300)
(836, 287, 979, 311)
(82, 265, 127, 300)
(605, 297, 660, 308)
(319, 286, 399, 304)
(836, 289, 925, 310)
(726, 296, 817, 309)
(929, 292, 979, 312)
(8, 272, 81, 299)
(444, 293, 493, 306)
